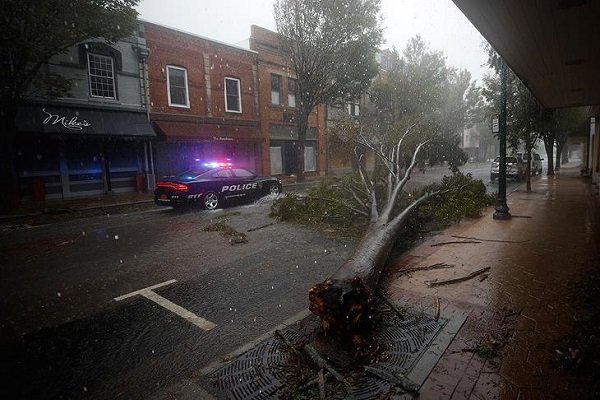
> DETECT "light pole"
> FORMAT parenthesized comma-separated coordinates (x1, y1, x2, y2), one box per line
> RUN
(494, 60, 511, 220)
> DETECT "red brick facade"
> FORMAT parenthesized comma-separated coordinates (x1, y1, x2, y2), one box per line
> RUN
(143, 22, 263, 176)
(249, 25, 326, 177)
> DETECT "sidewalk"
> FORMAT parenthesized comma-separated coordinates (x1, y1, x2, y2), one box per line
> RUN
(385, 163, 600, 399)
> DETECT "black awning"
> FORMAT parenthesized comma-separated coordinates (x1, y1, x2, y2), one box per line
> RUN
(16, 104, 155, 138)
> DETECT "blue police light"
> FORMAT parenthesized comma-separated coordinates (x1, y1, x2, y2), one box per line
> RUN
(197, 159, 233, 168)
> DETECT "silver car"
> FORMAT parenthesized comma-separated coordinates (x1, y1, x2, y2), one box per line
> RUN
(490, 156, 526, 181)
(523, 152, 543, 175)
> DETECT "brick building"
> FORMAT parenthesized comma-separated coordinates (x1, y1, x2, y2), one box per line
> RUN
(249, 25, 326, 177)
(142, 22, 263, 177)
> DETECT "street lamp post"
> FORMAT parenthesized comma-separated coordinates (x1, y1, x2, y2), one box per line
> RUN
(494, 60, 511, 220)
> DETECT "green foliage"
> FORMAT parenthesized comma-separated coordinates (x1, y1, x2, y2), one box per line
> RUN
(274, 0, 383, 107)
(270, 178, 370, 236)
(274, 0, 383, 179)
(419, 173, 495, 227)
(0, 0, 139, 105)
(271, 173, 494, 238)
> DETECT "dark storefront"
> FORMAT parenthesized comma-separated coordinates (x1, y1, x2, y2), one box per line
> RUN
(269, 125, 317, 175)
(152, 120, 262, 179)
(15, 103, 155, 200)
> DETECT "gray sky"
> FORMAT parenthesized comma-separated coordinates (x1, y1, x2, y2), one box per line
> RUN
(136, 0, 491, 84)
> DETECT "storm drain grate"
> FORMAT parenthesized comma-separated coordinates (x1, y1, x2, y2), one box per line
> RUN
(209, 310, 451, 399)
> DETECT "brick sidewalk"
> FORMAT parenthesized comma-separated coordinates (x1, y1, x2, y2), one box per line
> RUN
(384, 166, 600, 399)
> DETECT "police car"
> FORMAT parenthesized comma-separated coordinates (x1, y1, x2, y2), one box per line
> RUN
(154, 162, 283, 209)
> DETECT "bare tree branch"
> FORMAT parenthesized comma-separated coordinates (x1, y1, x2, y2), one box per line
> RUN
(380, 140, 430, 223)
(349, 187, 368, 212)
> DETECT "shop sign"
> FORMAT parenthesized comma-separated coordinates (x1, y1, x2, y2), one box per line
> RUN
(213, 136, 234, 141)
(42, 108, 91, 131)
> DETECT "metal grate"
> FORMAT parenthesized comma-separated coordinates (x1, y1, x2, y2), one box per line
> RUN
(210, 309, 448, 399)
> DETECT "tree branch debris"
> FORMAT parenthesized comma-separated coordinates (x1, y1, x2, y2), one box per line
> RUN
(397, 262, 455, 275)
(363, 365, 420, 393)
(431, 240, 482, 247)
(425, 267, 491, 287)
(451, 235, 528, 244)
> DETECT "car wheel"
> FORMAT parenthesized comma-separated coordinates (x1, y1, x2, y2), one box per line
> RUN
(203, 191, 220, 210)
(269, 183, 281, 196)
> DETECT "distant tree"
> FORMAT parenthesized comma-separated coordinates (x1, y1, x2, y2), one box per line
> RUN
(274, 0, 383, 182)
(0, 0, 139, 211)
(367, 36, 471, 173)
(482, 45, 546, 189)
(552, 107, 588, 169)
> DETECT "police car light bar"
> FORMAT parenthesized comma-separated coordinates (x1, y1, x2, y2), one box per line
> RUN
(198, 160, 233, 168)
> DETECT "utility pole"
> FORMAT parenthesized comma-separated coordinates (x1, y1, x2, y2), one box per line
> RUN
(494, 60, 511, 220)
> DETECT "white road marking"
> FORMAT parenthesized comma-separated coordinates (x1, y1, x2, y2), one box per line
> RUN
(114, 279, 177, 301)
(114, 279, 216, 331)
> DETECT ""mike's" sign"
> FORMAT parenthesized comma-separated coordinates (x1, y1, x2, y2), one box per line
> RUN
(42, 108, 92, 131)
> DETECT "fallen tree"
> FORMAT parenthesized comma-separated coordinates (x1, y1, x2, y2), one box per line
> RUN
(309, 127, 454, 340)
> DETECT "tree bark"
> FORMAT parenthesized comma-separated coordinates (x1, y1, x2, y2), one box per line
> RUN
(543, 136, 555, 176)
(308, 222, 398, 336)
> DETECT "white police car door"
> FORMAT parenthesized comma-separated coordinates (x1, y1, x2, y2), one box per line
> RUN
(231, 168, 258, 197)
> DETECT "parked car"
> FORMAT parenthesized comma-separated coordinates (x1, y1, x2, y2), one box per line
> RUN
(490, 156, 526, 181)
(154, 162, 282, 209)
(523, 152, 543, 175)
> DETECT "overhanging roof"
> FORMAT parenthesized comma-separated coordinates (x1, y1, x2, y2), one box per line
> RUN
(452, 0, 600, 109)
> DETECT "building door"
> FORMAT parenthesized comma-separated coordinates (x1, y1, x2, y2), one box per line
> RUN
(283, 141, 298, 175)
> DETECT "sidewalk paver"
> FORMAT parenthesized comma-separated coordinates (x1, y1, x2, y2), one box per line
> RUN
(384, 166, 600, 399)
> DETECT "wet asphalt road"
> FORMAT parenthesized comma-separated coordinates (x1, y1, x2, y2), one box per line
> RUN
(0, 162, 534, 399)
(0, 198, 354, 399)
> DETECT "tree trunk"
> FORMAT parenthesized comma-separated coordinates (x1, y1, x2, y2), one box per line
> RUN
(309, 220, 399, 338)
(525, 149, 532, 192)
(543, 136, 555, 176)
(295, 108, 310, 183)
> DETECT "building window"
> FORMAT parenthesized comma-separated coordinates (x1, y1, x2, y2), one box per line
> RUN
(347, 100, 360, 117)
(304, 144, 316, 172)
(224, 77, 242, 113)
(167, 65, 189, 108)
(271, 74, 281, 105)
(88, 53, 116, 99)
(288, 78, 297, 108)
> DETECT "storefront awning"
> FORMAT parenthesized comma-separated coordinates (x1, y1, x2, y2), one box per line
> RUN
(153, 121, 261, 142)
(16, 104, 155, 138)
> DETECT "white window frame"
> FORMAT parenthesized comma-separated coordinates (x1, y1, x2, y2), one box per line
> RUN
(224, 77, 242, 113)
(87, 53, 116, 99)
(166, 65, 190, 108)
(347, 101, 360, 117)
